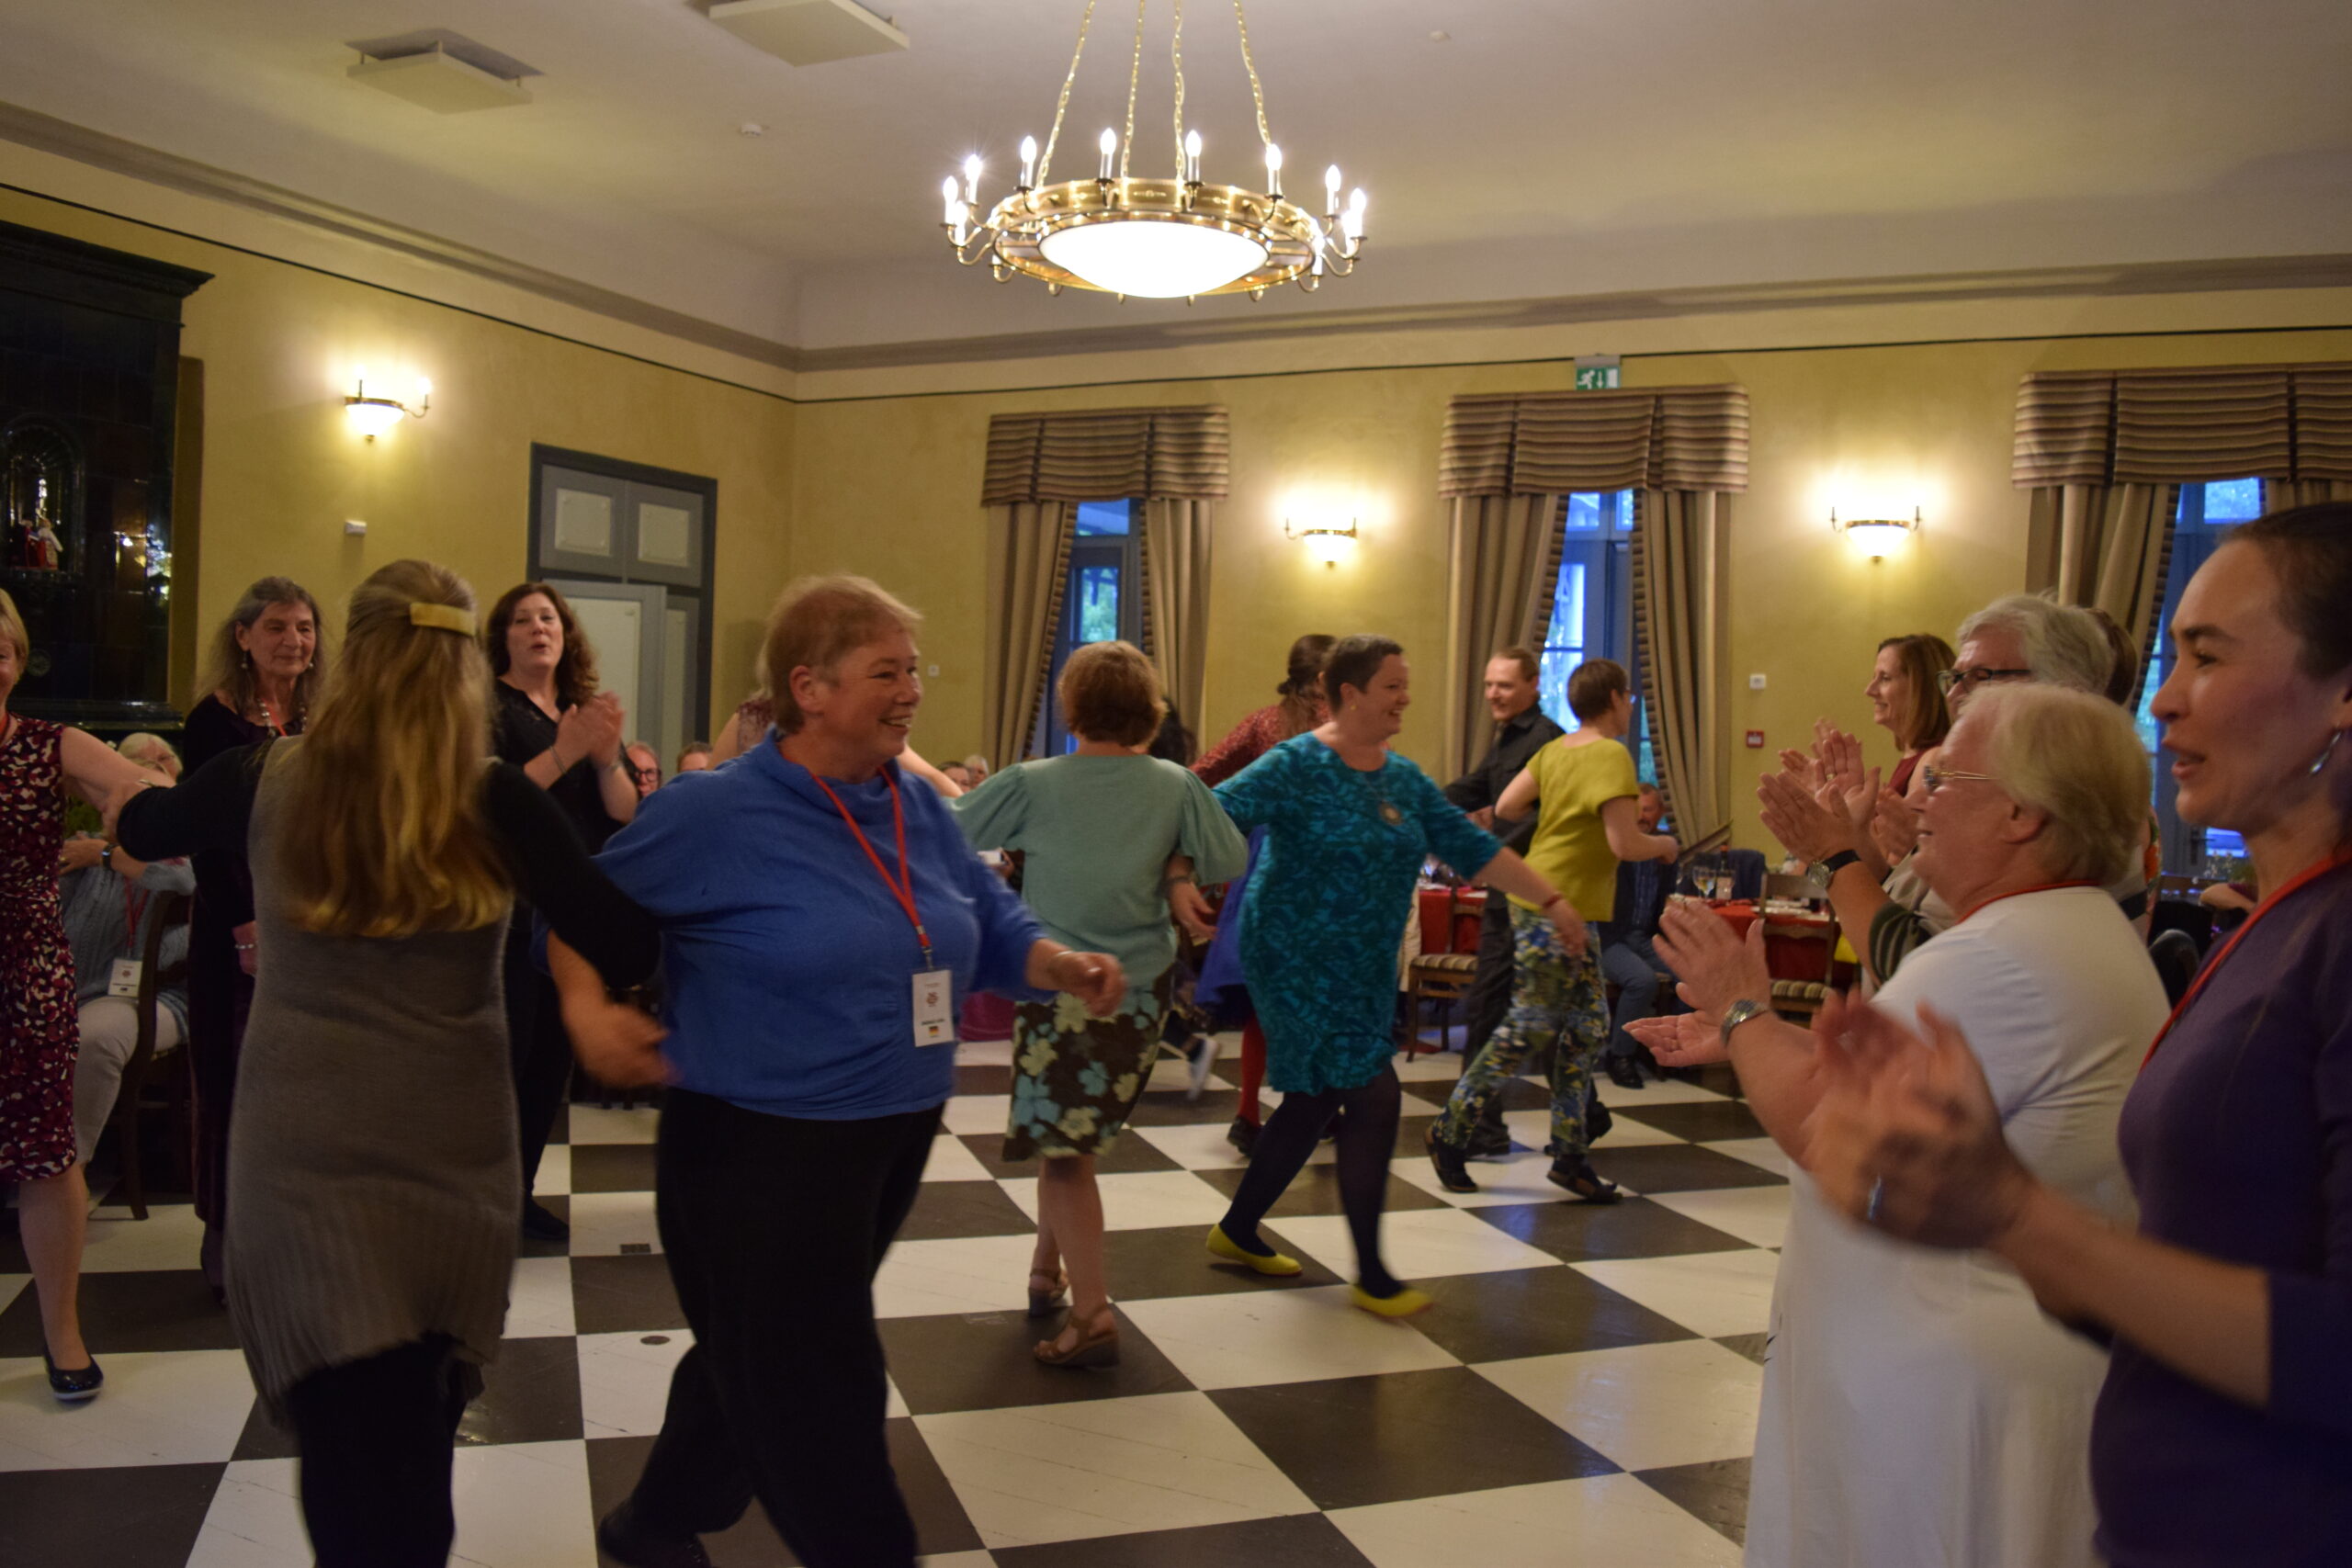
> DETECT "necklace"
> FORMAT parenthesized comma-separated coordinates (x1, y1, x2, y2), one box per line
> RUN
(1353, 758, 1404, 826)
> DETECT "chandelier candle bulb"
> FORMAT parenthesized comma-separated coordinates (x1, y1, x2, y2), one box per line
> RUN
(1324, 164, 1341, 216)
(941, 175, 962, 226)
(1019, 135, 1038, 188)
(1185, 129, 1202, 184)
(1264, 141, 1283, 197)
(963, 154, 982, 205)
(1098, 128, 1116, 180)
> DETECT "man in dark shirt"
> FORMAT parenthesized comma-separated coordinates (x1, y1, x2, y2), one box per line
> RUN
(1442, 648, 1566, 1156)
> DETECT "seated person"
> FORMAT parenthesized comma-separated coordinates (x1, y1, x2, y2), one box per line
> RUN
(624, 739, 662, 798)
(1596, 783, 1680, 1089)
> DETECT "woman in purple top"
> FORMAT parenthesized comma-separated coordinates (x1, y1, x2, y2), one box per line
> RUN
(1806, 502, 2352, 1567)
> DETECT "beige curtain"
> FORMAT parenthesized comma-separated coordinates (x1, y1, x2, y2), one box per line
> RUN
(1442, 494, 1561, 779)
(1139, 498, 1213, 728)
(981, 502, 1073, 767)
(1633, 491, 1731, 841)
(2023, 482, 2180, 659)
(2266, 479, 2352, 508)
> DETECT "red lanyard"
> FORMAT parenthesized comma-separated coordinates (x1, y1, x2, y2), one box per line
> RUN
(803, 764, 934, 967)
(2143, 848, 2352, 1068)
(123, 877, 150, 942)
(1955, 879, 2098, 924)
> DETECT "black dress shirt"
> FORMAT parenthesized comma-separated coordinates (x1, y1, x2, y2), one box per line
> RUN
(1444, 705, 1566, 855)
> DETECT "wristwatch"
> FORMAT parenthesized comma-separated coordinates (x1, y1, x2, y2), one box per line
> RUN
(1718, 998, 1769, 1048)
(1805, 849, 1860, 895)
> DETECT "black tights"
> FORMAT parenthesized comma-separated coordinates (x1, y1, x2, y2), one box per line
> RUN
(283, 1335, 468, 1568)
(1216, 1063, 1405, 1297)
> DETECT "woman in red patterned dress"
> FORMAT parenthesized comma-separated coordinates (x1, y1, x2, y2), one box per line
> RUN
(0, 590, 171, 1401)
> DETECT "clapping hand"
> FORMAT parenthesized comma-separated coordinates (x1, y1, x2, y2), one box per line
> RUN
(1757, 766, 1860, 865)
(1625, 1011, 1726, 1068)
(1870, 779, 1920, 863)
(1813, 721, 1881, 835)
(556, 694, 628, 771)
(1654, 900, 1771, 1021)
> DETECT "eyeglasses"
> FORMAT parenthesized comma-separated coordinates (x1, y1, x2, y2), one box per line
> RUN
(1936, 666, 2033, 695)
(1918, 763, 1997, 795)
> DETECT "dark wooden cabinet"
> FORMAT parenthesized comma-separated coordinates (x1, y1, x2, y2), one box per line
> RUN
(0, 218, 208, 733)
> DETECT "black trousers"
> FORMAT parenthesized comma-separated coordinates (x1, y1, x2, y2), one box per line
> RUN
(628, 1089, 940, 1567)
(502, 918, 571, 1197)
(1460, 895, 1517, 1056)
(283, 1335, 469, 1568)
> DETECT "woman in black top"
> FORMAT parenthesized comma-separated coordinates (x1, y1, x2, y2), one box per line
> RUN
(178, 576, 325, 1296)
(487, 582, 635, 1240)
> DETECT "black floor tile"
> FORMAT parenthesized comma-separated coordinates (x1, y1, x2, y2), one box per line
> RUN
(232, 1394, 300, 1461)
(0, 1461, 225, 1568)
(1407, 1266, 1700, 1362)
(458, 1335, 585, 1446)
(879, 1305, 1192, 1415)
(1471, 1197, 1755, 1263)
(1102, 1224, 1344, 1299)
(571, 1253, 685, 1335)
(1611, 1100, 1769, 1144)
(1191, 1164, 1449, 1218)
(1586, 1143, 1788, 1193)
(955, 1063, 1013, 1096)
(517, 1194, 572, 1259)
(1211, 1366, 1617, 1510)
(993, 1510, 1375, 1566)
(895, 1179, 1036, 1241)
(0, 1268, 235, 1356)
(1637, 1455, 1751, 1544)
(569, 1144, 659, 1193)
(1123, 1087, 1247, 1128)
(1714, 1331, 1771, 1367)
(957, 1128, 1183, 1179)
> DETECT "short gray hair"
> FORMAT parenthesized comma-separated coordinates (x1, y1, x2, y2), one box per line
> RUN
(1955, 593, 2114, 694)
(117, 731, 181, 771)
(1967, 684, 2150, 886)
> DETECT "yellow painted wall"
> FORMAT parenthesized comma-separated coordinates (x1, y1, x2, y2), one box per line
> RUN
(0, 187, 796, 739)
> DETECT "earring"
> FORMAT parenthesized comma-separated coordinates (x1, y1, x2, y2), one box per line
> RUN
(2313, 728, 2346, 777)
(241, 649, 251, 671)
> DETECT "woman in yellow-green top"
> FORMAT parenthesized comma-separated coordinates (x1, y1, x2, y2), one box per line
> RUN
(1428, 660, 1679, 1201)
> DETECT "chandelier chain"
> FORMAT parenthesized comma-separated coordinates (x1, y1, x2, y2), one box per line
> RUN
(1170, 0, 1187, 179)
(1038, 0, 1101, 185)
(1120, 0, 1146, 179)
(1231, 0, 1273, 149)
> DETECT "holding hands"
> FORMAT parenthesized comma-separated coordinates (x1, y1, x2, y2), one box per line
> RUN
(1034, 944, 1128, 1016)
(563, 989, 672, 1089)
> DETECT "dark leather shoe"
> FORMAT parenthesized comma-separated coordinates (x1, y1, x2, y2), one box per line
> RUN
(1606, 1055, 1646, 1091)
(1226, 1115, 1259, 1157)
(1425, 1124, 1480, 1193)
(43, 1345, 103, 1403)
(596, 1501, 712, 1568)
(1548, 1159, 1622, 1204)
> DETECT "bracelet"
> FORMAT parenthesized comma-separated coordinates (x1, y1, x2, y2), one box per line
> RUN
(1162, 874, 1195, 889)
(233, 942, 256, 952)
(1540, 893, 1566, 910)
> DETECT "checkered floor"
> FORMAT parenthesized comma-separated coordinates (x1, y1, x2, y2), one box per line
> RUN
(0, 1034, 1786, 1567)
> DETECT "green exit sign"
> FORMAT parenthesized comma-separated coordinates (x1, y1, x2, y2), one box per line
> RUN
(1575, 355, 1621, 389)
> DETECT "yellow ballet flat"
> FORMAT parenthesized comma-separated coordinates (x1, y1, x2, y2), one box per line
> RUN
(1205, 1224, 1303, 1276)
(1350, 1283, 1432, 1318)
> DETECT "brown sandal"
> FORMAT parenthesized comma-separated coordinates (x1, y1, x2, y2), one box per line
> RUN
(1034, 1310, 1120, 1369)
(1026, 1270, 1069, 1319)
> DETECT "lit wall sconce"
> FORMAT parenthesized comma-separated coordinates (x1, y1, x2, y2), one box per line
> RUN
(1830, 506, 1920, 558)
(1283, 515, 1359, 568)
(345, 368, 431, 439)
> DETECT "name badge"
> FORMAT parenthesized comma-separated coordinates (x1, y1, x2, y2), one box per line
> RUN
(912, 968, 956, 1047)
(107, 958, 143, 998)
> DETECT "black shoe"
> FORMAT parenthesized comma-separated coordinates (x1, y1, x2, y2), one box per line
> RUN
(1606, 1055, 1646, 1091)
(1464, 1118, 1512, 1159)
(1227, 1115, 1260, 1157)
(596, 1501, 712, 1568)
(1425, 1125, 1480, 1194)
(1548, 1159, 1622, 1204)
(42, 1344, 103, 1403)
(521, 1198, 571, 1243)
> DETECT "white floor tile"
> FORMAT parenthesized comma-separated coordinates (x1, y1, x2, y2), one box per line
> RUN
(1267, 1206, 1562, 1280)
(1648, 1186, 1792, 1250)
(939, 1094, 1012, 1135)
(1145, 1054, 1227, 1094)
(1329, 1473, 1743, 1568)
(1476, 1338, 1764, 1472)
(74, 1201, 206, 1273)
(567, 1105, 659, 1145)
(562, 1191, 662, 1257)
(996, 1170, 1234, 1232)
(187, 1457, 309, 1568)
(503, 1256, 577, 1339)
(956, 1038, 1014, 1067)
(576, 1330, 694, 1439)
(531, 1145, 571, 1198)
(1391, 1052, 1466, 1083)
(873, 1234, 1050, 1318)
(1117, 1286, 1459, 1390)
(1702, 1135, 1792, 1177)
(1572, 1248, 1781, 1339)
(0, 1349, 254, 1470)
(447, 1438, 595, 1566)
(916, 1553, 996, 1567)
(1131, 1121, 1334, 1171)
(923, 1134, 997, 1182)
(916, 1391, 1314, 1549)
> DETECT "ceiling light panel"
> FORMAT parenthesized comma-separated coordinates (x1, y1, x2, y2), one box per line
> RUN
(707, 0, 910, 67)
(346, 31, 538, 114)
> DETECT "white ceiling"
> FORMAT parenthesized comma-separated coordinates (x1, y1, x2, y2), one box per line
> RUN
(1, 0, 2347, 354)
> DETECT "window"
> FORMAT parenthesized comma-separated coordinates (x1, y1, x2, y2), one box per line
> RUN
(1539, 491, 1656, 779)
(2141, 478, 2263, 874)
(1033, 499, 1143, 755)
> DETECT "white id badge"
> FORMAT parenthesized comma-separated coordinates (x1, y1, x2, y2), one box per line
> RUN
(107, 958, 143, 998)
(912, 968, 956, 1046)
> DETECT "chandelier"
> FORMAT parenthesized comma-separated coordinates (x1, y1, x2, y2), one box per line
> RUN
(941, 0, 1366, 301)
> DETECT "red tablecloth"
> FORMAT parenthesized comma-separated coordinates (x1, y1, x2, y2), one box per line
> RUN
(1708, 900, 1837, 983)
(1416, 886, 1488, 955)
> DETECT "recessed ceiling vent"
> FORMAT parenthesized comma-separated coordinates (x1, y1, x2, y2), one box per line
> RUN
(346, 29, 539, 113)
(707, 0, 909, 67)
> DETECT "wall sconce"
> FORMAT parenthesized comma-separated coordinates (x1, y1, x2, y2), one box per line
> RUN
(345, 369, 431, 439)
(1283, 515, 1359, 568)
(1830, 506, 1920, 558)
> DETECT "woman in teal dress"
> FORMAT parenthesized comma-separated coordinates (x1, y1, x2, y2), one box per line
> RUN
(1205, 635, 1590, 1315)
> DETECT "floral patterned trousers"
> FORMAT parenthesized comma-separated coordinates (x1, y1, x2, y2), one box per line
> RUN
(1437, 905, 1610, 1160)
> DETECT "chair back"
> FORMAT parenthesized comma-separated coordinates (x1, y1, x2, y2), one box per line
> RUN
(2149, 928, 2201, 1008)
(1763, 873, 1815, 906)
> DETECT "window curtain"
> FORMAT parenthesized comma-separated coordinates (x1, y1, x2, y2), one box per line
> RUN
(1438, 385, 1748, 829)
(979, 406, 1228, 762)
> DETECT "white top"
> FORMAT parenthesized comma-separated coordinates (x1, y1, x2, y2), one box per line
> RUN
(1747, 886, 2168, 1568)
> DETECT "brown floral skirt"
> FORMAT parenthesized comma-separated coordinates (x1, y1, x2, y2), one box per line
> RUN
(1003, 969, 1173, 1160)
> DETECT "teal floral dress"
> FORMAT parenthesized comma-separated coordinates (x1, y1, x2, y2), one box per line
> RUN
(1215, 735, 1501, 1095)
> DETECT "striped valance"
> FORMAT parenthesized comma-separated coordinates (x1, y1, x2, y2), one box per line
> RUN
(980, 405, 1229, 503)
(1438, 385, 1749, 498)
(2013, 364, 2352, 487)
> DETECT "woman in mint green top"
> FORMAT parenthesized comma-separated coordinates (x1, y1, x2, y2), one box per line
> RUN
(953, 641, 1248, 1368)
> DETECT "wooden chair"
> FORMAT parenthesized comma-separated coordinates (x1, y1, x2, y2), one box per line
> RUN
(107, 890, 191, 1221)
(1762, 905, 1841, 1024)
(1403, 886, 1483, 1057)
